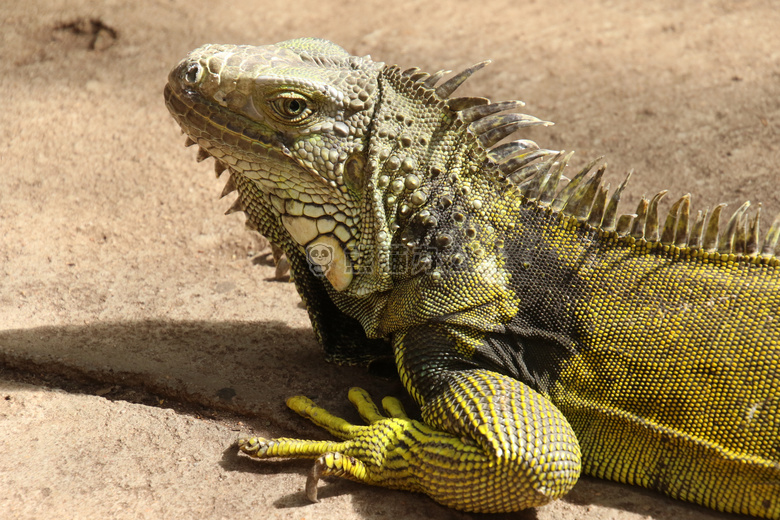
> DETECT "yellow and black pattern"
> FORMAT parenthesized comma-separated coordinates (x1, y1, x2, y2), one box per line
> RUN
(556, 229, 780, 517)
(165, 38, 779, 517)
(240, 374, 580, 513)
(418, 368, 581, 512)
(490, 199, 779, 517)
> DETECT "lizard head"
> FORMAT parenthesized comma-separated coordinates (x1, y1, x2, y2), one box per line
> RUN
(165, 38, 557, 296)
(165, 38, 384, 291)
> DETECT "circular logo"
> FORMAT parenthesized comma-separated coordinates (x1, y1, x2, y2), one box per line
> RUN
(306, 242, 334, 277)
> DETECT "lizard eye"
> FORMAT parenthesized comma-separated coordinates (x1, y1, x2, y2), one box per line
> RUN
(269, 93, 312, 123)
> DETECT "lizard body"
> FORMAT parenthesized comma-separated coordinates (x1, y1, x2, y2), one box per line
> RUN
(165, 38, 779, 516)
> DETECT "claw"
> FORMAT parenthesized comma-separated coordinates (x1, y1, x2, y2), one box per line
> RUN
(237, 437, 270, 457)
(196, 147, 210, 162)
(307, 452, 362, 503)
(306, 457, 325, 502)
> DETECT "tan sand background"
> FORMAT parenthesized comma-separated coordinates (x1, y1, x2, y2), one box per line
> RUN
(1, 0, 779, 518)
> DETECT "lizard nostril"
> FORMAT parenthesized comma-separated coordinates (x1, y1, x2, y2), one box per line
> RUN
(183, 63, 202, 85)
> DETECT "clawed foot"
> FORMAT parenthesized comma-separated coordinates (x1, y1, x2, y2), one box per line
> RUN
(235, 375, 581, 514)
(237, 388, 419, 501)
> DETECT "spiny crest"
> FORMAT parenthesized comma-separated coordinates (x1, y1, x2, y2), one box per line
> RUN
(185, 53, 780, 268)
(415, 63, 780, 264)
(382, 59, 500, 112)
(390, 60, 561, 189)
(184, 138, 291, 273)
(390, 59, 552, 132)
(505, 154, 780, 263)
(423, 64, 562, 192)
(182, 136, 243, 214)
(387, 59, 493, 101)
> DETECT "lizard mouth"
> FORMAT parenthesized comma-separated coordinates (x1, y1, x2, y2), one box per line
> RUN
(164, 69, 291, 168)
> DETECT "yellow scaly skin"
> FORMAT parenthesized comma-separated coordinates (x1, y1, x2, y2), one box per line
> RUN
(240, 381, 577, 512)
(165, 38, 779, 517)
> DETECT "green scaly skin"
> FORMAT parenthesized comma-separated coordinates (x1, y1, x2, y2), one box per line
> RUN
(164, 38, 780, 517)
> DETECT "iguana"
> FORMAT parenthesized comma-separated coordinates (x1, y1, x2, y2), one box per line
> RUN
(164, 38, 780, 517)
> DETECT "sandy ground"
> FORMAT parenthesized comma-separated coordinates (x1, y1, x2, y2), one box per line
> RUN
(1, 0, 779, 518)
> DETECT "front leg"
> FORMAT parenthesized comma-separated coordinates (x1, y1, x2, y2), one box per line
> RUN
(239, 325, 580, 513)
(393, 323, 582, 510)
(416, 368, 580, 511)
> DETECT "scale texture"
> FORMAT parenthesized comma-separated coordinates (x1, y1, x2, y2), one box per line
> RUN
(164, 38, 779, 517)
